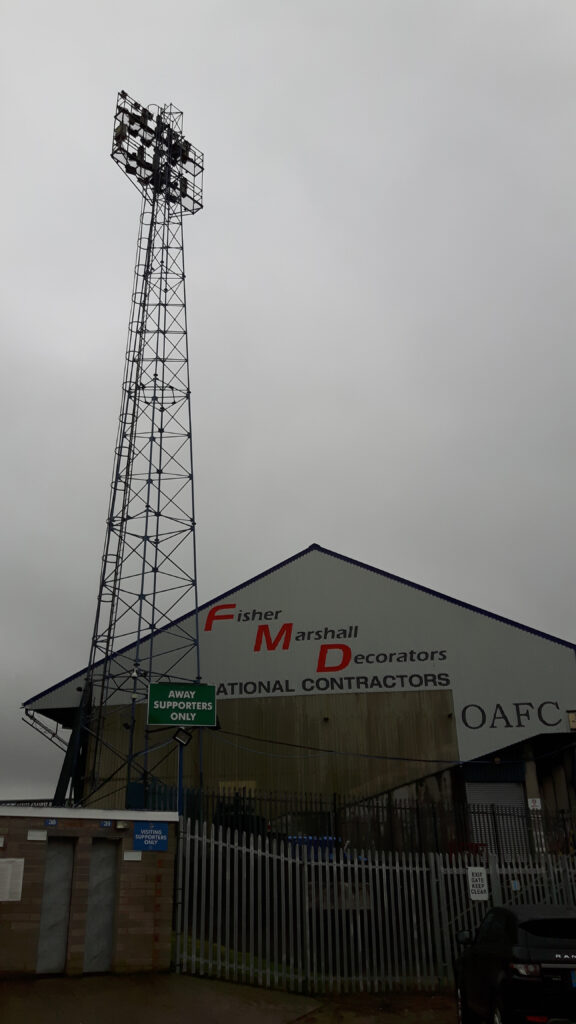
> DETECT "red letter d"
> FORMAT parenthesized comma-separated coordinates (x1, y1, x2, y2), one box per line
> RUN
(316, 644, 352, 672)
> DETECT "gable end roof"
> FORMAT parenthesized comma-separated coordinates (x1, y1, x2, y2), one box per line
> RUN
(23, 542, 576, 708)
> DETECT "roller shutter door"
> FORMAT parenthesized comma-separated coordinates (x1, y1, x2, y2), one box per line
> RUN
(466, 781, 525, 809)
(466, 781, 529, 855)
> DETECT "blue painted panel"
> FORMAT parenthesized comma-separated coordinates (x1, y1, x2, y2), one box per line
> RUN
(133, 822, 169, 851)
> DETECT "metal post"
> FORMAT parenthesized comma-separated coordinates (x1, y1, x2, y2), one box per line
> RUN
(488, 852, 503, 905)
(199, 727, 204, 826)
(175, 814, 185, 971)
(178, 742, 184, 816)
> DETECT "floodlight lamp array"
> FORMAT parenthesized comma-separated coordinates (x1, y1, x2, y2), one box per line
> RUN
(111, 89, 203, 214)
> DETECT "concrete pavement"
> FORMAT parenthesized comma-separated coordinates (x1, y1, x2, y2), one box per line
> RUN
(0, 973, 456, 1024)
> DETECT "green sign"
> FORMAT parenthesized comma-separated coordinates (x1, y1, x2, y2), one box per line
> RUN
(147, 683, 216, 726)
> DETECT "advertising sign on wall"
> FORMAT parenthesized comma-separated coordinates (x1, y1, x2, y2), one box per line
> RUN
(192, 547, 576, 762)
(27, 545, 576, 765)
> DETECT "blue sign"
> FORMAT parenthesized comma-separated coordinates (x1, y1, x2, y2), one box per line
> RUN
(133, 821, 169, 851)
(100, 820, 112, 828)
(45, 818, 57, 827)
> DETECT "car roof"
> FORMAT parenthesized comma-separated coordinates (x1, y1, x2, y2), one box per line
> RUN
(501, 904, 576, 921)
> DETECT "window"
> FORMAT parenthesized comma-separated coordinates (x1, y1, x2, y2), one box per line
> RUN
(519, 919, 576, 944)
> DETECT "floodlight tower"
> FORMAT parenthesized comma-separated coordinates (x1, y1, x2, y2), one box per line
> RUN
(54, 91, 204, 805)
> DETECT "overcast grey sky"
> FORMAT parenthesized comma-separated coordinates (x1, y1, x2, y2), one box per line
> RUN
(1, 1, 576, 797)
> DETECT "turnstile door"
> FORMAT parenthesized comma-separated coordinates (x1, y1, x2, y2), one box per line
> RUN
(36, 838, 75, 974)
(83, 839, 119, 972)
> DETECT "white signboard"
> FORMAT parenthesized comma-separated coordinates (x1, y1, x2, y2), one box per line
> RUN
(30, 545, 576, 763)
(528, 798, 542, 811)
(467, 866, 489, 901)
(0, 859, 24, 902)
(193, 550, 576, 759)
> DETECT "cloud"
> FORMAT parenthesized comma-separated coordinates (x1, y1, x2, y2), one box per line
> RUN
(2, 0, 576, 796)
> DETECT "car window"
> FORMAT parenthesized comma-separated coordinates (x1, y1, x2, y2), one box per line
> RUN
(519, 919, 576, 946)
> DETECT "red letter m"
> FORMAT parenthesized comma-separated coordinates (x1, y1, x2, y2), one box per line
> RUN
(254, 623, 293, 652)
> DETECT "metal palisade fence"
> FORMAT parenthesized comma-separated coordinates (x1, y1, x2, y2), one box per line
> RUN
(175, 820, 576, 993)
(145, 785, 576, 857)
(4, 792, 576, 857)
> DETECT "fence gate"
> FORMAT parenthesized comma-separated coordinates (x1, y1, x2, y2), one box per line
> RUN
(175, 820, 576, 993)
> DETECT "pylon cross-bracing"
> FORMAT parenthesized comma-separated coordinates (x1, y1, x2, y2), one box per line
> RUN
(54, 90, 204, 806)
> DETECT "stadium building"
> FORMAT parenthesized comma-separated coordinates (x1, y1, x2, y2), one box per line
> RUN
(24, 544, 576, 822)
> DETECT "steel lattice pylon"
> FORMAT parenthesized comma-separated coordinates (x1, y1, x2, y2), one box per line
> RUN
(54, 91, 204, 805)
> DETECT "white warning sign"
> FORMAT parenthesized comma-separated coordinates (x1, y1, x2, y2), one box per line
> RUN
(467, 866, 489, 901)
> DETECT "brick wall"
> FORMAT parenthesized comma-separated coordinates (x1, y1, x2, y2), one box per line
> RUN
(0, 811, 178, 975)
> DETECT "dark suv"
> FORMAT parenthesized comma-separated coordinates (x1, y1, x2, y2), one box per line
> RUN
(455, 904, 576, 1024)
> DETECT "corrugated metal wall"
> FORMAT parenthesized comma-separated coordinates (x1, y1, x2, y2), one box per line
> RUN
(86, 689, 457, 807)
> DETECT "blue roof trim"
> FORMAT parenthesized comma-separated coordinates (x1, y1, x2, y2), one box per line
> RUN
(309, 545, 576, 651)
(23, 542, 576, 707)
